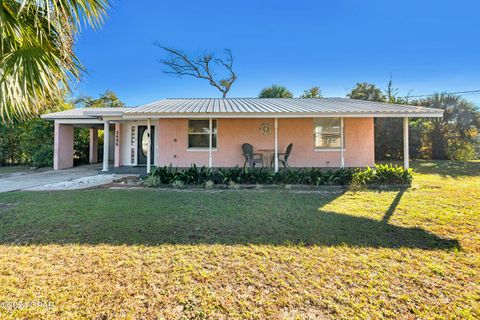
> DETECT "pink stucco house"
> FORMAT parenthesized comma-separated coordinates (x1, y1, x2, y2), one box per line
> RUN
(42, 98, 443, 173)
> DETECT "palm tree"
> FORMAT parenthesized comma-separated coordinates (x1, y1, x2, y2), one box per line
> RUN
(300, 86, 322, 98)
(258, 85, 293, 98)
(419, 93, 480, 159)
(0, 0, 110, 121)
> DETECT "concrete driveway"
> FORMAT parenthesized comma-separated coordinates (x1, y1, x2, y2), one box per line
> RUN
(0, 165, 133, 193)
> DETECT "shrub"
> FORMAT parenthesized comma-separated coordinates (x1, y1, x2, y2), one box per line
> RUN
(352, 164, 412, 186)
(204, 180, 215, 189)
(31, 145, 53, 167)
(145, 164, 412, 187)
(170, 180, 185, 189)
(143, 175, 161, 187)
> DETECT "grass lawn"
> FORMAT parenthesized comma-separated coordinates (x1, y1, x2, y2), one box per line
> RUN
(0, 166, 31, 176)
(0, 160, 478, 319)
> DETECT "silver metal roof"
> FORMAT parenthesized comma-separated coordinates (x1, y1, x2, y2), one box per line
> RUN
(41, 108, 132, 119)
(42, 98, 443, 120)
(124, 98, 443, 118)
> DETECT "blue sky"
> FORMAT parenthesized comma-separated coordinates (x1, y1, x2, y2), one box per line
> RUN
(74, 0, 480, 106)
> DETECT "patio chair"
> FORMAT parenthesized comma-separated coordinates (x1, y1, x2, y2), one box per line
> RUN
(271, 143, 293, 168)
(242, 143, 264, 168)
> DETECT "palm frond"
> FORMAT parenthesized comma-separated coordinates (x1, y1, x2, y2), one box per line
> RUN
(0, 0, 110, 121)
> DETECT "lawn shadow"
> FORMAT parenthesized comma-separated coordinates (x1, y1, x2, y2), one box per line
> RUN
(382, 188, 406, 223)
(0, 189, 460, 250)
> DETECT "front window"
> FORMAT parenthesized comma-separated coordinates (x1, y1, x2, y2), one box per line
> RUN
(188, 120, 217, 149)
(313, 118, 343, 149)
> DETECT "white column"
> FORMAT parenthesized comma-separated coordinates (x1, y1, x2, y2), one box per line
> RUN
(340, 117, 345, 168)
(274, 118, 279, 172)
(102, 120, 110, 171)
(208, 118, 213, 168)
(147, 118, 151, 174)
(403, 117, 409, 169)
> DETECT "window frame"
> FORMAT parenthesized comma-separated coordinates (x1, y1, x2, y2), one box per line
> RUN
(187, 119, 218, 151)
(313, 117, 345, 151)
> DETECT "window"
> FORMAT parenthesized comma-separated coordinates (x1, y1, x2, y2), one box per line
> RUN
(313, 118, 343, 149)
(188, 120, 217, 149)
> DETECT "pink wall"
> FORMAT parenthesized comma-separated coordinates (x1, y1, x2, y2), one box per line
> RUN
(157, 118, 375, 168)
(89, 128, 98, 164)
(54, 123, 74, 170)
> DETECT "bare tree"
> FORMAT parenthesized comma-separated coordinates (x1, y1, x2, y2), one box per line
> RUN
(156, 44, 237, 98)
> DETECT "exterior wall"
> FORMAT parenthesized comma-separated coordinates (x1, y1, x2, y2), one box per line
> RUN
(155, 117, 375, 168)
(54, 123, 74, 170)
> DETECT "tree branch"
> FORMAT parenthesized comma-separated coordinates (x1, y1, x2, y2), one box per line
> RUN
(155, 44, 237, 98)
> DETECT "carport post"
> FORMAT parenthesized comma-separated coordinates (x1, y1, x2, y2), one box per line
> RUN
(274, 118, 279, 172)
(102, 120, 110, 171)
(208, 118, 213, 168)
(403, 117, 409, 170)
(340, 117, 345, 168)
(89, 128, 98, 164)
(147, 118, 151, 174)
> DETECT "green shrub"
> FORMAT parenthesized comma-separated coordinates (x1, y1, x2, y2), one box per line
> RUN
(145, 164, 412, 187)
(204, 180, 215, 189)
(143, 174, 161, 187)
(31, 145, 53, 167)
(352, 164, 412, 186)
(171, 180, 185, 189)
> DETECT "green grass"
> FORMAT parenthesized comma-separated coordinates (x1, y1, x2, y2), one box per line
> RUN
(0, 160, 478, 319)
(0, 166, 31, 176)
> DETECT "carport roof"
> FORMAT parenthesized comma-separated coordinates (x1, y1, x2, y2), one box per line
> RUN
(41, 108, 131, 119)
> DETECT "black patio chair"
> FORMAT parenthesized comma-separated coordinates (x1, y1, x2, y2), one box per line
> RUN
(242, 143, 264, 168)
(271, 143, 293, 168)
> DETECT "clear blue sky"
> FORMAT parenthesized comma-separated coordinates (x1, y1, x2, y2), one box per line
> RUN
(74, 0, 480, 106)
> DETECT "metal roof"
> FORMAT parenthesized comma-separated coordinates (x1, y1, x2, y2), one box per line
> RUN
(124, 98, 443, 118)
(41, 98, 443, 119)
(41, 108, 132, 119)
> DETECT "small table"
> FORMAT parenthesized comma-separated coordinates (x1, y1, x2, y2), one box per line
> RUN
(257, 149, 275, 168)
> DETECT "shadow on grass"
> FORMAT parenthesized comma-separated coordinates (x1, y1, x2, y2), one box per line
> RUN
(382, 188, 406, 223)
(0, 189, 460, 250)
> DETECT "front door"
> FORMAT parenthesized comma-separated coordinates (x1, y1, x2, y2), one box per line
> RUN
(137, 126, 155, 165)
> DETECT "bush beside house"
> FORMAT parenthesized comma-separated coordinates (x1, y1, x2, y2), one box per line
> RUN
(144, 164, 412, 188)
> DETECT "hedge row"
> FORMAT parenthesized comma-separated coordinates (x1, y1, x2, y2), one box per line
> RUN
(143, 164, 412, 187)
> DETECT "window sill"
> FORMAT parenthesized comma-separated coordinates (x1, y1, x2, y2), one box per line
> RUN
(314, 148, 346, 152)
(187, 148, 218, 152)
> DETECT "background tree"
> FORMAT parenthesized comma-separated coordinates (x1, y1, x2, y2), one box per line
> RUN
(347, 81, 420, 160)
(418, 93, 480, 160)
(0, 101, 67, 167)
(258, 85, 293, 98)
(0, 0, 110, 121)
(347, 82, 386, 102)
(347, 81, 480, 160)
(0, 90, 125, 168)
(300, 86, 322, 98)
(74, 90, 125, 108)
(156, 45, 237, 98)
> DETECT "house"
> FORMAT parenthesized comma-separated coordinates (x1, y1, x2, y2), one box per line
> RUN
(41, 98, 443, 172)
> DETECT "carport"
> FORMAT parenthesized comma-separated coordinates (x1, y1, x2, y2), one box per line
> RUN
(42, 108, 129, 171)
